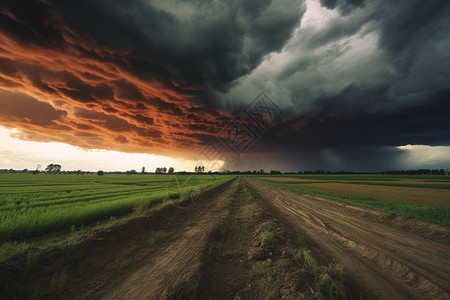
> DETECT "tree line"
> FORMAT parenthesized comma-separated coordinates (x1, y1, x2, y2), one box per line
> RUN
(1, 166, 448, 175)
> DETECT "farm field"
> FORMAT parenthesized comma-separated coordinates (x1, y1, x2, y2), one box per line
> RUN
(1, 177, 448, 299)
(256, 174, 450, 226)
(0, 174, 234, 241)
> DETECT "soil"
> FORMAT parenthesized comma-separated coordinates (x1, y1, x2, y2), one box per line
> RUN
(1, 176, 449, 299)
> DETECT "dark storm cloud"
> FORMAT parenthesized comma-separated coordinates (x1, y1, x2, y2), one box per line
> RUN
(53, 0, 304, 92)
(0, 0, 306, 158)
(223, 0, 450, 153)
(306, 0, 450, 146)
(0, 0, 449, 170)
(0, 0, 246, 155)
(266, 90, 450, 150)
(210, 0, 450, 170)
(319, 0, 366, 15)
(226, 147, 406, 172)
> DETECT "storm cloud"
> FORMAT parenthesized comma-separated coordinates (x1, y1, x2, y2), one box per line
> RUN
(215, 0, 450, 170)
(0, 0, 449, 170)
(54, 0, 304, 92)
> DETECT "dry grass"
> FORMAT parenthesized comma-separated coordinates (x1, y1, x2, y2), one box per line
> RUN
(298, 183, 450, 206)
(261, 177, 450, 185)
(261, 177, 314, 182)
(395, 179, 450, 185)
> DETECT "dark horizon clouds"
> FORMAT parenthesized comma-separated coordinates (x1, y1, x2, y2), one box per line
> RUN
(0, 0, 449, 171)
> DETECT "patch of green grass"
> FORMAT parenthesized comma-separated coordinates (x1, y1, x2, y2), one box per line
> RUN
(106, 246, 137, 271)
(249, 262, 278, 299)
(260, 231, 273, 243)
(148, 231, 168, 246)
(0, 241, 29, 261)
(208, 244, 241, 262)
(292, 241, 346, 299)
(317, 266, 346, 300)
(294, 233, 305, 248)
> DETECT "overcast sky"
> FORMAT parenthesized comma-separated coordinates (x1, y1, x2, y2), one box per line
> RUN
(0, 0, 449, 172)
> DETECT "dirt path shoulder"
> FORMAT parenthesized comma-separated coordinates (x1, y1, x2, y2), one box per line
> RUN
(246, 178, 450, 300)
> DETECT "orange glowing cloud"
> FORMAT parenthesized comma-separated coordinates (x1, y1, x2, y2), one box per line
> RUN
(0, 6, 232, 158)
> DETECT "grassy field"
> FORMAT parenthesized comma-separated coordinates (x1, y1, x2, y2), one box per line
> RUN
(255, 174, 450, 226)
(0, 174, 234, 241)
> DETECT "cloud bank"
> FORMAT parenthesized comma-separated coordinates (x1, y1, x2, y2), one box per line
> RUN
(0, 0, 449, 170)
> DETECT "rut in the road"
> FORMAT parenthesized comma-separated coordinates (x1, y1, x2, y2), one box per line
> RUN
(247, 178, 450, 300)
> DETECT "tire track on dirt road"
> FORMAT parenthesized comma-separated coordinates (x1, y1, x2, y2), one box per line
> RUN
(102, 178, 239, 299)
(246, 178, 450, 299)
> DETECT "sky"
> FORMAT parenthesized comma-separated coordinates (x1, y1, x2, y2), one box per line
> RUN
(0, 0, 449, 172)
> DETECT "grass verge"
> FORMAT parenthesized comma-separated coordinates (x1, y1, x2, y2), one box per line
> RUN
(292, 234, 346, 299)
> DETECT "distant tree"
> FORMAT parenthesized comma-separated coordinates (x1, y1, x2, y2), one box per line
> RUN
(155, 167, 167, 174)
(97, 170, 104, 176)
(45, 164, 61, 174)
(126, 170, 137, 175)
(141, 166, 146, 173)
(195, 166, 205, 173)
(168, 167, 174, 174)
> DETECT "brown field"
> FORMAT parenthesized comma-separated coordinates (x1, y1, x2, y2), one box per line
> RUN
(393, 179, 450, 185)
(262, 177, 314, 182)
(262, 176, 450, 185)
(296, 183, 450, 206)
(261, 176, 450, 206)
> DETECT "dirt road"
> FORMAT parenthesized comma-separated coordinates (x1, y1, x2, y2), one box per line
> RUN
(247, 178, 450, 299)
(102, 178, 234, 299)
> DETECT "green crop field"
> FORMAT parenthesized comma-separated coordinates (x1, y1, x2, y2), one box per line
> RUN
(254, 174, 450, 226)
(0, 174, 234, 241)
